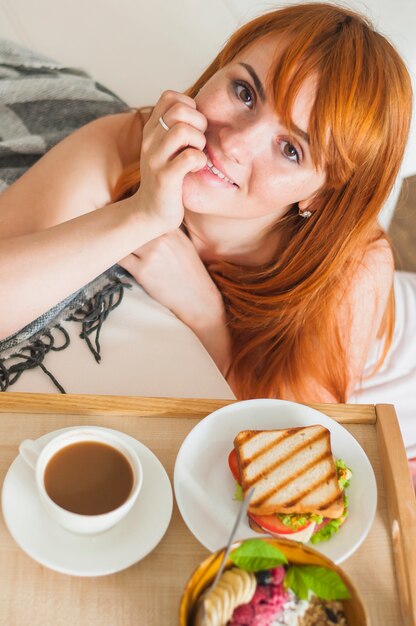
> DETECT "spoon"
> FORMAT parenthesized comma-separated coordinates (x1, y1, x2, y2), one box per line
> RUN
(194, 487, 255, 626)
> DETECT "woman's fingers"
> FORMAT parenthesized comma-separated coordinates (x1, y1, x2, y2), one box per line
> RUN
(134, 90, 207, 233)
(149, 122, 206, 165)
(159, 99, 208, 134)
(143, 91, 207, 179)
(147, 148, 206, 199)
(144, 90, 207, 139)
(167, 147, 207, 177)
(141, 91, 207, 172)
(152, 90, 202, 123)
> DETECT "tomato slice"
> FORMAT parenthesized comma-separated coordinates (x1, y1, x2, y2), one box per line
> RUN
(249, 512, 312, 535)
(228, 449, 240, 482)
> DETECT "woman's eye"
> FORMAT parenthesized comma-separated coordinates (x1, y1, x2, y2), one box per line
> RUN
(280, 139, 300, 164)
(233, 81, 255, 108)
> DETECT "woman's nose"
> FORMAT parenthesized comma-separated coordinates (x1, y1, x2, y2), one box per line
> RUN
(218, 119, 268, 164)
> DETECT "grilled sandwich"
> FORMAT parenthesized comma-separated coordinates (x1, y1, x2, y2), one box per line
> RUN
(233, 425, 344, 519)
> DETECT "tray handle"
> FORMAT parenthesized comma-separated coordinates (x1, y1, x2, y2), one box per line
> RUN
(376, 404, 416, 626)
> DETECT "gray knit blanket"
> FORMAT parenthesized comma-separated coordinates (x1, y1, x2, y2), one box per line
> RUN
(0, 39, 134, 392)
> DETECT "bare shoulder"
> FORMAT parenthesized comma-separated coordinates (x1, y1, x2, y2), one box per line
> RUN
(362, 236, 393, 271)
(350, 236, 394, 300)
(42, 109, 143, 178)
(341, 235, 394, 327)
(0, 110, 143, 236)
(76, 109, 143, 167)
(339, 235, 394, 389)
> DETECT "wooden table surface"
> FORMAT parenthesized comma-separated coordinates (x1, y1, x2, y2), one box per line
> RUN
(0, 393, 415, 626)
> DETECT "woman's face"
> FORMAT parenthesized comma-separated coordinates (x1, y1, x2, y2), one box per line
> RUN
(183, 35, 326, 222)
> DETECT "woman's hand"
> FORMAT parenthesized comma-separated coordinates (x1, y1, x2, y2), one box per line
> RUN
(132, 90, 207, 234)
(118, 229, 232, 375)
(119, 228, 222, 326)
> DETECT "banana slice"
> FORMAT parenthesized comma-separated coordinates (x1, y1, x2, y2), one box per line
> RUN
(232, 569, 257, 605)
(203, 591, 221, 626)
(204, 588, 232, 626)
(206, 589, 224, 625)
(213, 582, 233, 622)
(197, 568, 257, 626)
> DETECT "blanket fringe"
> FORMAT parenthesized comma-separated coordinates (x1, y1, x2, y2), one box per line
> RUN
(68, 279, 128, 363)
(0, 276, 131, 393)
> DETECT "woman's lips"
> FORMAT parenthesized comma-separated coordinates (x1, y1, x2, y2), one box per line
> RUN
(195, 164, 237, 188)
(201, 148, 238, 187)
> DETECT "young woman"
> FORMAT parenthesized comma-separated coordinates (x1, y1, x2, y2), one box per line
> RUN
(0, 4, 414, 453)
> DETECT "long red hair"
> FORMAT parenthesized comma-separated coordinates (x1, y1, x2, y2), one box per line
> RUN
(113, 3, 412, 401)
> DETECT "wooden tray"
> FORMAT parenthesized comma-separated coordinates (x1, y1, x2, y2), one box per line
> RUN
(0, 393, 415, 626)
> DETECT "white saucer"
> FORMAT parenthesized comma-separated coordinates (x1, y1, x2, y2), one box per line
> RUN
(2, 426, 173, 576)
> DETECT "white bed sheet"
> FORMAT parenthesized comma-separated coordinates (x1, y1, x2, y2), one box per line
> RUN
(7, 282, 235, 400)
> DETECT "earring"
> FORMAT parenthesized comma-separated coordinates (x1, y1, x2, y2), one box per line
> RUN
(298, 208, 312, 218)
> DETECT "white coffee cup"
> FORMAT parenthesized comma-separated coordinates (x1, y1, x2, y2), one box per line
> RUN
(19, 427, 143, 535)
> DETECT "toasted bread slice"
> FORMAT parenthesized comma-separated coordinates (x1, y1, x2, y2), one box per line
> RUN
(234, 425, 344, 518)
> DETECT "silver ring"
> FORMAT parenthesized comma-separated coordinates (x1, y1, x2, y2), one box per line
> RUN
(158, 115, 170, 131)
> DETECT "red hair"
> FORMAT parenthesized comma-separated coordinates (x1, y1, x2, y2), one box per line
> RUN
(113, 3, 412, 401)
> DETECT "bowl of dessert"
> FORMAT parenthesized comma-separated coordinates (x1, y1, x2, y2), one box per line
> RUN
(179, 537, 368, 626)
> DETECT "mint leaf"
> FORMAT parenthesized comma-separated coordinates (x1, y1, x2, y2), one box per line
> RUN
(285, 565, 350, 600)
(284, 565, 310, 600)
(233, 482, 243, 502)
(230, 539, 288, 571)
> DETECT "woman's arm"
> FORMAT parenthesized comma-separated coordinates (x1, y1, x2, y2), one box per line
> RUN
(0, 199, 166, 338)
(0, 111, 153, 338)
(0, 91, 207, 339)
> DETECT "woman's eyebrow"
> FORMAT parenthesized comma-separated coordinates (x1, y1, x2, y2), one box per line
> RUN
(292, 124, 310, 145)
(239, 63, 265, 102)
(238, 62, 310, 145)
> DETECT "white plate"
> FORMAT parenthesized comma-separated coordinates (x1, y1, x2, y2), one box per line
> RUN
(174, 399, 377, 564)
(2, 426, 173, 576)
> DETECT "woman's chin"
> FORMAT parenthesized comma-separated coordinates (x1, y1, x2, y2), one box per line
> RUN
(182, 174, 212, 215)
